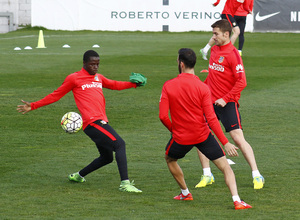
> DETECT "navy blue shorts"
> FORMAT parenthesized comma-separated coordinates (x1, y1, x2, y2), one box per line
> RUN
(214, 102, 242, 132)
(221, 14, 238, 28)
(165, 133, 225, 161)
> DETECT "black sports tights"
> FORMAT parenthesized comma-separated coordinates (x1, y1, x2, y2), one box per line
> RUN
(79, 120, 128, 181)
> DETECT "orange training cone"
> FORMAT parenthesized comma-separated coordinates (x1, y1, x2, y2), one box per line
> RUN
(36, 30, 46, 48)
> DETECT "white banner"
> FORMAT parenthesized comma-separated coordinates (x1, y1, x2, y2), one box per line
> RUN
(32, 0, 253, 32)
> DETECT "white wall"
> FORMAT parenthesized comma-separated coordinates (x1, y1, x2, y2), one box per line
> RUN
(0, 0, 31, 33)
(31, 0, 253, 32)
(0, 0, 253, 33)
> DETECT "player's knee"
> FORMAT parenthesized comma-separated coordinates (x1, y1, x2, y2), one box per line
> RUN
(116, 138, 125, 147)
(165, 154, 176, 163)
(104, 154, 114, 164)
(230, 130, 244, 146)
(113, 138, 126, 151)
(233, 27, 240, 36)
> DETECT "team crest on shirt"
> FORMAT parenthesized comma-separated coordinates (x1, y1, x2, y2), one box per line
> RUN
(218, 56, 224, 63)
(94, 75, 99, 81)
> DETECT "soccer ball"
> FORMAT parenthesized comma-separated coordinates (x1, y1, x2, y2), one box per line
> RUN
(61, 112, 83, 133)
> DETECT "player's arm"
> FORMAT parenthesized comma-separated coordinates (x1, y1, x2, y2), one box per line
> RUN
(17, 75, 75, 114)
(213, 0, 221, 7)
(243, 0, 252, 14)
(100, 75, 137, 90)
(159, 88, 172, 132)
(202, 88, 238, 156)
(222, 54, 247, 103)
(248, 0, 254, 14)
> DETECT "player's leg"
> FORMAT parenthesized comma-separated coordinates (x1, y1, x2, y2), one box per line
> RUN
(212, 156, 238, 196)
(230, 129, 264, 189)
(165, 139, 193, 200)
(165, 155, 187, 190)
(78, 144, 114, 177)
(79, 121, 117, 176)
(216, 103, 264, 189)
(93, 123, 141, 192)
(68, 121, 115, 183)
(195, 150, 215, 188)
(234, 16, 246, 54)
(212, 156, 252, 210)
(197, 133, 252, 209)
(69, 120, 142, 192)
(200, 37, 215, 60)
(230, 26, 240, 46)
(222, 14, 240, 46)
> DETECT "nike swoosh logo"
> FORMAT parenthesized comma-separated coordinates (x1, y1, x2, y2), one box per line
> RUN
(255, 11, 280, 21)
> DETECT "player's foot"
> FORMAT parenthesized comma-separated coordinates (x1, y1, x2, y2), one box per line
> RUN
(195, 174, 215, 188)
(200, 48, 208, 60)
(234, 200, 252, 210)
(68, 172, 86, 183)
(119, 180, 142, 193)
(253, 175, 265, 189)
(173, 193, 193, 201)
(238, 50, 242, 56)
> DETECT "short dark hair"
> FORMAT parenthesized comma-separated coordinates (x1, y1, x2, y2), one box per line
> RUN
(83, 50, 99, 62)
(211, 19, 232, 36)
(178, 48, 197, 69)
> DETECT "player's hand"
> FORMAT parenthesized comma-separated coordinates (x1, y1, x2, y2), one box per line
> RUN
(17, 100, 32, 114)
(212, 0, 220, 7)
(224, 142, 239, 157)
(215, 98, 227, 107)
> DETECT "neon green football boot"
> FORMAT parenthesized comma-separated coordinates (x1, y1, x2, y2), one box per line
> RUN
(68, 172, 86, 183)
(253, 176, 265, 189)
(119, 180, 142, 193)
(200, 48, 208, 60)
(195, 174, 215, 188)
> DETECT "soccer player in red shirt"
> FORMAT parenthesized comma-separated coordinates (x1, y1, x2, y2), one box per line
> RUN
(195, 20, 264, 190)
(159, 48, 252, 209)
(234, 0, 254, 56)
(17, 50, 142, 193)
(200, 0, 252, 60)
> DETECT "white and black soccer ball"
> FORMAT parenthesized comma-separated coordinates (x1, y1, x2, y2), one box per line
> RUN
(61, 112, 83, 134)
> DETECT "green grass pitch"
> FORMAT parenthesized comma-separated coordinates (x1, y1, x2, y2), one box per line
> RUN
(0, 28, 299, 219)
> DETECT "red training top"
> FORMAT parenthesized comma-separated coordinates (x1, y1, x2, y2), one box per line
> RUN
(205, 42, 247, 105)
(159, 73, 228, 146)
(234, 0, 254, 16)
(31, 68, 137, 129)
(214, 0, 251, 16)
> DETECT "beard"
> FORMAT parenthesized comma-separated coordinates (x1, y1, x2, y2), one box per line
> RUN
(178, 63, 182, 74)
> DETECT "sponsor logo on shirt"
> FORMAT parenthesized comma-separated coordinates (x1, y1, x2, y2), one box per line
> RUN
(209, 63, 224, 72)
(236, 64, 244, 73)
(81, 82, 102, 90)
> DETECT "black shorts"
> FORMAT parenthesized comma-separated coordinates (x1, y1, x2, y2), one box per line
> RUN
(221, 14, 238, 28)
(234, 15, 246, 33)
(165, 133, 225, 161)
(214, 102, 242, 132)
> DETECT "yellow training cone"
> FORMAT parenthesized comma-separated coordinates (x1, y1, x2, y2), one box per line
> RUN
(36, 30, 46, 48)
